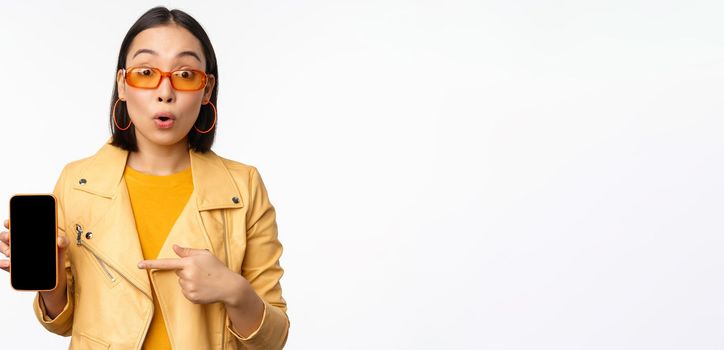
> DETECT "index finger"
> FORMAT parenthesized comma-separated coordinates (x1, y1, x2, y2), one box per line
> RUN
(138, 258, 185, 270)
(3, 219, 7, 229)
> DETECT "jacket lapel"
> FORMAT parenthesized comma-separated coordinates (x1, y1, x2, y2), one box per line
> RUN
(154, 144, 245, 262)
(70, 140, 245, 299)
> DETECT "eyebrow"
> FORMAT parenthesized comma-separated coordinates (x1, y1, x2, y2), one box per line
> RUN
(131, 48, 202, 63)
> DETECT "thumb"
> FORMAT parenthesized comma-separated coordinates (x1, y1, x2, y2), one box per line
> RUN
(57, 236, 69, 272)
(172, 244, 207, 257)
(57, 235, 69, 250)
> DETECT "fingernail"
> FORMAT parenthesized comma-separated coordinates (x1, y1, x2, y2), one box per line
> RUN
(138, 262, 145, 269)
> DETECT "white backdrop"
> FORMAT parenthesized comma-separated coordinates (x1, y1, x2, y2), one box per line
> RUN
(1, 1, 723, 349)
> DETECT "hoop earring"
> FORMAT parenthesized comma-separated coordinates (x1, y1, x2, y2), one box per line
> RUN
(112, 98, 132, 131)
(195, 101, 217, 134)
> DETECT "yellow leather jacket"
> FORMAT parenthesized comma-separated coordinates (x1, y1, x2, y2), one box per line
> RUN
(32, 140, 289, 349)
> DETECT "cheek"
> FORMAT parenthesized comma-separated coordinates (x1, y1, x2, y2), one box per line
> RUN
(177, 96, 205, 120)
(124, 91, 154, 121)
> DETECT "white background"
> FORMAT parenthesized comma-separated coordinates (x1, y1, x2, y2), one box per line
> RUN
(1, 1, 723, 349)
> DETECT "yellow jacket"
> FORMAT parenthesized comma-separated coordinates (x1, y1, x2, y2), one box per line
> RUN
(32, 140, 289, 349)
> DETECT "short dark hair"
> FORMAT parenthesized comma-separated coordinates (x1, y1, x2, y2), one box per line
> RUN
(110, 6, 218, 153)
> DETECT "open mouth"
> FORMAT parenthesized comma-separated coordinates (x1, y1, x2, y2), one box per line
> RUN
(154, 114, 176, 129)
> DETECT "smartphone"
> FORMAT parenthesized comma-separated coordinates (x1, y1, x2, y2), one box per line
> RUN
(9, 194, 58, 291)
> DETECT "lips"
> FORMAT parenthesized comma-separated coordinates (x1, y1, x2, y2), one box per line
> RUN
(154, 112, 176, 121)
(153, 112, 176, 129)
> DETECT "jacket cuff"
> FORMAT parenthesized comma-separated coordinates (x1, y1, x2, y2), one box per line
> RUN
(33, 285, 74, 336)
(227, 300, 289, 348)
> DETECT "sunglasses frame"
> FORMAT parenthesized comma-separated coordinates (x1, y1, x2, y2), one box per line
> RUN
(122, 66, 209, 91)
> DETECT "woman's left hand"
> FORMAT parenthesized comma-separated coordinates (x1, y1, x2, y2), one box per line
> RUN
(138, 244, 244, 305)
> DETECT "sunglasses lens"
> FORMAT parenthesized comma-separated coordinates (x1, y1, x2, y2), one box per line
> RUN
(171, 70, 206, 90)
(126, 67, 161, 88)
(125, 67, 207, 90)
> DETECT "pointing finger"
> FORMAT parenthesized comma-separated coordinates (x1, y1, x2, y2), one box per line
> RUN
(138, 258, 185, 270)
(172, 244, 209, 258)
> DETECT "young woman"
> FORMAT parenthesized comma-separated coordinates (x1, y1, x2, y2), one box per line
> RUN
(0, 7, 289, 349)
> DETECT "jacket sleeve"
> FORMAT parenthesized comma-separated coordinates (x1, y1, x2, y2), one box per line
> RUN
(227, 166, 290, 349)
(32, 165, 75, 336)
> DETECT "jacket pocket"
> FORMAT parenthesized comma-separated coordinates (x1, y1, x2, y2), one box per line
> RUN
(73, 331, 110, 349)
(81, 246, 120, 288)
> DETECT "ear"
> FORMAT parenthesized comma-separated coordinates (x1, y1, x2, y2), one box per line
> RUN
(116, 69, 127, 100)
(203, 74, 216, 103)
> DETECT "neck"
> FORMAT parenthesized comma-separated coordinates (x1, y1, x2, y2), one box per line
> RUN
(127, 135, 191, 176)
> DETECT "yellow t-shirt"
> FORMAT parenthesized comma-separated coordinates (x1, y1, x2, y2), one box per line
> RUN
(124, 165, 194, 350)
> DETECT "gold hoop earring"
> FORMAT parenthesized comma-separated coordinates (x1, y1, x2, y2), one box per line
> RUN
(195, 101, 217, 134)
(113, 98, 132, 131)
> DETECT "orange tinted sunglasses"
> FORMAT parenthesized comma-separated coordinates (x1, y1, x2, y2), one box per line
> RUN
(123, 66, 208, 91)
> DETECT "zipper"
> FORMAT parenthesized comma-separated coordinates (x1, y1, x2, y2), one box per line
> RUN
(139, 303, 154, 350)
(74, 223, 154, 349)
(136, 272, 154, 350)
(223, 210, 231, 270)
(75, 224, 83, 246)
(147, 271, 165, 349)
(221, 210, 229, 349)
(75, 224, 115, 282)
(94, 255, 116, 282)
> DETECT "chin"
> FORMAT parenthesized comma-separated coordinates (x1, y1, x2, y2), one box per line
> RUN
(136, 129, 189, 147)
(154, 134, 188, 146)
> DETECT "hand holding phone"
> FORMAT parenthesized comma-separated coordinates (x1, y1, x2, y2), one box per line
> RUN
(2, 195, 69, 292)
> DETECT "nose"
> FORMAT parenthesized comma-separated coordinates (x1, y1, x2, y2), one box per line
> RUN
(156, 75, 175, 103)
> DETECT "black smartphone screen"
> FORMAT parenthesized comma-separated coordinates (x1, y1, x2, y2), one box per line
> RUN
(9, 195, 57, 291)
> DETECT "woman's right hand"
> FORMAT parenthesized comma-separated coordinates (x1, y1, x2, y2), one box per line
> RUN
(0, 219, 70, 293)
(2, 218, 70, 319)
(0, 219, 10, 272)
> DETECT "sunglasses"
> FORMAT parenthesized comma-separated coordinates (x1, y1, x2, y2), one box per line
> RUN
(122, 66, 208, 91)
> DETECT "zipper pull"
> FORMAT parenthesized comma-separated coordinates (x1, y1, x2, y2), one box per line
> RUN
(75, 224, 83, 245)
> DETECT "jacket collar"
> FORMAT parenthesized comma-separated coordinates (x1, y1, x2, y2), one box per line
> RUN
(72, 139, 244, 210)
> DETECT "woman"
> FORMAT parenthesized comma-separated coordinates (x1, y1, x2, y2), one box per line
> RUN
(0, 7, 289, 349)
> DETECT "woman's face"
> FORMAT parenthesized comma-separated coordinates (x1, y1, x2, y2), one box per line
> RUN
(116, 24, 215, 149)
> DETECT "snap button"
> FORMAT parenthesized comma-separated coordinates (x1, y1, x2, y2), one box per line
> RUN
(232, 196, 240, 204)
(79, 178, 87, 185)
(85, 232, 93, 239)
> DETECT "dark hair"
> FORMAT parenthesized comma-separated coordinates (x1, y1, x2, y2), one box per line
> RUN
(110, 6, 218, 153)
